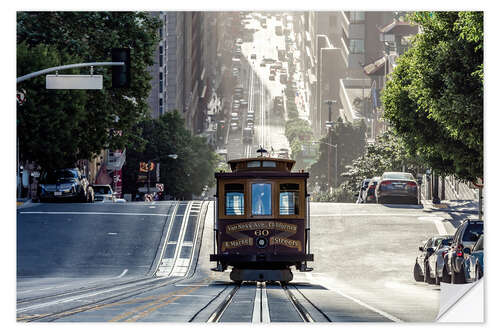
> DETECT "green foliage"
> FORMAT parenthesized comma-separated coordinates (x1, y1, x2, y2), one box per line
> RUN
(311, 184, 353, 203)
(341, 130, 424, 194)
(284, 118, 314, 169)
(16, 12, 161, 169)
(121, 111, 218, 199)
(308, 119, 366, 187)
(382, 11, 483, 181)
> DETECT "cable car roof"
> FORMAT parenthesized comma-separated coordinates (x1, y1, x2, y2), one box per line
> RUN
(227, 156, 295, 172)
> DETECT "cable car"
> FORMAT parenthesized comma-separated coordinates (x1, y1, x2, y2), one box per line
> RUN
(210, 148, 313, 282)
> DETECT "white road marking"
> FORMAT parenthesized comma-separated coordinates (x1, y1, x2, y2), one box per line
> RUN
(418, 216, 448, 235)
(252, 283, 271, 323)
(311, 275, 403, 322)
(261, 284, 270, 323)
(117, 269, 128, 278)
(19, 211, 169, 217)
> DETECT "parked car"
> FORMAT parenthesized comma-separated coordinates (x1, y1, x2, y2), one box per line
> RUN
(375, 172, 419, 205)
(443, 219, 484, 284)
(356, 178, 371, 203)
(92, 184, 116, 203)
(426, 236, 454, 285)
(37, 168, 94, 203)
(251, 53, 257, 59)
(362, 177, 380, 203)
(414, 235, 452, 283)
(230, 122, 239, 132)
(463, 234, 484, 282)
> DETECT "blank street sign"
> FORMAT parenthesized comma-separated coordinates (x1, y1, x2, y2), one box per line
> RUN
(46, 75, 103, 90)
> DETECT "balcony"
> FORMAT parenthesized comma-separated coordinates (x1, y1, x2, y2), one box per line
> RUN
(340, 37, 365, 70)
(341, 11, 365, 40)
(339, 78, 372, 123)
(106, 149, 126, 171)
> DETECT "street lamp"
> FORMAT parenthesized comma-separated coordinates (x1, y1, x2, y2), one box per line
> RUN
(324, 100, 337, 191)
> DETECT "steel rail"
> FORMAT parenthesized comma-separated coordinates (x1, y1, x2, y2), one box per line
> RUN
(18, 275, 188, 322)
(291, 284, 332, 322)
(206, 283, 241, 323)
(281, 283, 314, 322)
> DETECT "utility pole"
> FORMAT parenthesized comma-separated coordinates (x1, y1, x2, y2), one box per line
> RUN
(325, 100, 336, 192)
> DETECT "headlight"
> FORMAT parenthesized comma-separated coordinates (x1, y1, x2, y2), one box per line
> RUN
(256, 237, 268, 248)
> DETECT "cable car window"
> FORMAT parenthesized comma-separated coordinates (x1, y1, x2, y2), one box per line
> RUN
(252, 183, 272, 215)
(279, 183, 299, 215)
(248, 161, 261, 168)
(225, 184, 244, 215)
(262, 161, 276, 167)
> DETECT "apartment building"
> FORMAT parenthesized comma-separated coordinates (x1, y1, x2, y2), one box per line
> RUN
(147, 12, 213, 135)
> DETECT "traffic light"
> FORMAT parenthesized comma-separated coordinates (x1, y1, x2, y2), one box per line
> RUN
(111, 48, 130, 88)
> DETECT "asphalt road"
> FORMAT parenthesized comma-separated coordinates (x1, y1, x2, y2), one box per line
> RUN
(16, 198, 468, 322)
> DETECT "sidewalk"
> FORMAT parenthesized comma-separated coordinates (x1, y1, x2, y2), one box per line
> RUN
(17, 198, 33, 208)
(421, 199, 479, 215)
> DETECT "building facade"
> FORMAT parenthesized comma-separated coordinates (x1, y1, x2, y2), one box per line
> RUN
(147, 12, 214, 135)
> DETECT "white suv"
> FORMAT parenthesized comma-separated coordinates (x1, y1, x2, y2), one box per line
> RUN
(92, 184, 116, 203)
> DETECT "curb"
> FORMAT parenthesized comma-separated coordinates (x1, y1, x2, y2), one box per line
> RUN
(17, 199, 33, 208)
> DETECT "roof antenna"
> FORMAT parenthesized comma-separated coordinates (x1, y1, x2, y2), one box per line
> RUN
(257, 146, 267, 157)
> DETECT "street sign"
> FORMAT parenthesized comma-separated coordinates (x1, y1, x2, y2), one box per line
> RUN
(17, 89, 26, 105)
(472, 177, 483, 188)
(46, 75, 103, 90)
(156, 183, 164, 192)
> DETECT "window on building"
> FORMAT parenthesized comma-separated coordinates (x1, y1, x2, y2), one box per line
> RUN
(349, 39, 365, 54)
(349, 12, 365, 23)
(252, 183, 272, 216)
(159, 98, 163, 115)
(159, 72, 163, 93)
(279, 183, 299, 215)
(225, 183, 244, 215)
(159, 27, 163, 39)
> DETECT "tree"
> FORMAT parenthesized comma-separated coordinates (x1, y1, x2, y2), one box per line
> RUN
(308, 119, 366, 191)
(121, 112, 218, 200)
(342, 130, 424, 194)
(382, 11, 483, 181)
(16, 12, 161, 170)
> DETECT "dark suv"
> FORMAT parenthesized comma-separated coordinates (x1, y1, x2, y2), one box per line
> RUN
(443, 219, 483, 284)
(37, 168, 94, 203)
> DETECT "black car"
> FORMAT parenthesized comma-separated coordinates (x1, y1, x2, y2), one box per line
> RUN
(376, 172, 419, 205)
(37, 168, 94, 203)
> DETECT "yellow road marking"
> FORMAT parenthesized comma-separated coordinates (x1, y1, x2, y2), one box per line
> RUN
(125, 286, 201, 322)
